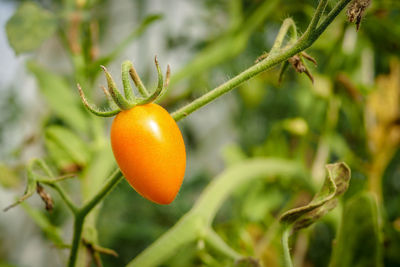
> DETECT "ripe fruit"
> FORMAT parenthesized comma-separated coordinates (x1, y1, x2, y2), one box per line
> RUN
(110, 103, 186, 204)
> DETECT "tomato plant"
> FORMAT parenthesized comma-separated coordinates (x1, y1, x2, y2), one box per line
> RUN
(2, 0, 399, 267)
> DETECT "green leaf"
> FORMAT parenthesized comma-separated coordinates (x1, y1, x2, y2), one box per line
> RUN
(20, 202, 67, 248)
(45, 126, 90, 168)
(6, 2, 57, 55)
(329, 192, 382, 267)
(27, 61, 89, 133)
(279, 162, 351, 231)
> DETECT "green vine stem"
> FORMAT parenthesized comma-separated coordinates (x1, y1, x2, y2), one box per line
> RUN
(269, 18, 298, 55)
(171, 0, 351, 121)
(80, 169, 123, 215)
(64, 1, 351, 265)
(204, 228, 242, 261)
(305, 0, 328, 34)
(127, 159, 308, 267)
(46, 183, 78, 214)
(67, 169, 123, 267)
(281, 227, 293, 267)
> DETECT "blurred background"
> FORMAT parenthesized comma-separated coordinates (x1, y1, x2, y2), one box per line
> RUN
(0, 0, 399, 266)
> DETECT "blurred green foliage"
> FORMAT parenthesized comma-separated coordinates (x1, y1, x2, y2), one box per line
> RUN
(1, 0, 400, 266)
(329, 192, 381, 267)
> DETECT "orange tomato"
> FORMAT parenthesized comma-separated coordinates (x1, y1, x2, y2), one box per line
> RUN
(110, 103, 186, 204)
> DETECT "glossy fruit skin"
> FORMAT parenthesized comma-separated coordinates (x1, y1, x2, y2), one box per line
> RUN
(110, 103, 186, 204)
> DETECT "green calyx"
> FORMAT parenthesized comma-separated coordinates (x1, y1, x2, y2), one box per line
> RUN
(77, 56, 170, 117)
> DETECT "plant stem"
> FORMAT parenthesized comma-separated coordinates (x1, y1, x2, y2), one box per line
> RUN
(191, 159, 307, 224)
(127, 214, 199, 267)
(305, 0, 328, 34)
(314, 0, 352, 38)
(204, 228, 241, 260)
(79, 169, 123, 215)
(68, 216, 84, 267)
(269, 18, 298, 55)
(171, 0, 349, 122)
(127, 159, 309, 267)
(28, 160, 78, 214)
(67, 169, 123, 267)
(171, 44, 301, 121)
(282, 227, 293, 267)
(48, 183, 78, 214)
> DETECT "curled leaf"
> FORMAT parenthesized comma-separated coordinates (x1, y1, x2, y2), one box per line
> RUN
(279, 162, 351, 231)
